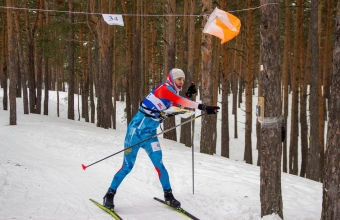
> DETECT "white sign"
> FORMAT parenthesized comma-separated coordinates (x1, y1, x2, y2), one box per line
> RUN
(102, 14, 124, 26)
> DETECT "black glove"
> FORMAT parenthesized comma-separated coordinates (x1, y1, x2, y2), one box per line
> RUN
(198, 104, 220, 114)
(281, 120, 286, 142)
(185, 82, 197, 98)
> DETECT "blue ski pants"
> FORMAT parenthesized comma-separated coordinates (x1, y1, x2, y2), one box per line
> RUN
(109, 126, 171, 191)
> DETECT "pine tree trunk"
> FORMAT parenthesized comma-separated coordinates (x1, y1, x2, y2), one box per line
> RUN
(282, 0, 292, 173)
(180, 0, 191, 147)
(112, 1, 117, 129)
(99, 42, 113, 129)
(321, 4, 340, 218)
(121, 0, 132, 124)
(221, 40, 230, 158)
(200, 0, 215, 155)
(14, 10, 28, 114)
(296, 0, 307, 178)
(79, 20, 89, 122)
(259, 1, 283, 218)
(150, 3, 156, 89)
(44, 58, 49, 116)
(257, 47, 262, 167)
(244, 0, 254, 164)
(88, 33, 95, 124)
(232, 34, 240, 139)
(43, 2, 50, 116)
(306, 0, 320, 181)
(211, 39, 219, 154)
(94, 40, 101, 126)
(36, 0, 44, 114)
(7, 0, 17, 125)
(132, 0, 141, 116)
(317, 1, 324, 182)
(300, 30, 311, 177)
(1, 10, 8, 111)
(23, 0, 39, 113)
(186, 0, 197, 148)
(323, 0, 334, 102)
(143, 0, 149, 98)
(89, 0, 115, 129)
(289, 0, 303, 176)
(163, 0, 177, 141)
(67, 1, 75, 120)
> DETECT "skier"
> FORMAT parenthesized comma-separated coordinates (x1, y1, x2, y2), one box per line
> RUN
(103, 68, 220, 209)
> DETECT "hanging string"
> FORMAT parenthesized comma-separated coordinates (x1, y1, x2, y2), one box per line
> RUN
(0, 3, 279, 17)
(228, 3, 280, 13)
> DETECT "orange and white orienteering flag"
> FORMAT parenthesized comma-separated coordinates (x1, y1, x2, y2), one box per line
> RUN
(203, 7, 241, 44)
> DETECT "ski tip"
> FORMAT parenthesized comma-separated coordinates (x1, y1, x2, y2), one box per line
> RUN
(82, 164, 88, 170)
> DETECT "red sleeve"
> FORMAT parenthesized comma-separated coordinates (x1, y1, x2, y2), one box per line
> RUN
(154, 84, 199, 109)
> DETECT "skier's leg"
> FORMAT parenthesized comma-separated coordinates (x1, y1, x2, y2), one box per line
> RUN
(109, 128, 141, 190)
(143, 138, 171, 190)
(143, 138, 181, 207)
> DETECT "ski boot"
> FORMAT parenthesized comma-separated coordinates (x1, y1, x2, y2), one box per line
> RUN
(164, 189, 181, 208)
(103, 188, 116, 210)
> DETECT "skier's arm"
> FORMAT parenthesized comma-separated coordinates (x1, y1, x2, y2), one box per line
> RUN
(154, 85, 199, 109)
(154, 84, 220, 114)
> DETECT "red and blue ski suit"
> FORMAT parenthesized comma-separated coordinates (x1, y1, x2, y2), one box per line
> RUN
(109, 70, 199, 191)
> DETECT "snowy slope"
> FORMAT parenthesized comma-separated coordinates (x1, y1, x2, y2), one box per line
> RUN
(0, 90, 322, 220)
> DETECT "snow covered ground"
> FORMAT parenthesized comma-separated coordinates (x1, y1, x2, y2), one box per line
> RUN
(0, 90, 322, 219)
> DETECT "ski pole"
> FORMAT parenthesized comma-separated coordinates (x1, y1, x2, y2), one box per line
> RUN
(81, 113, 204, 170)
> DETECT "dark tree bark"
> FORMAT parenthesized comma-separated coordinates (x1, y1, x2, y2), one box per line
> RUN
(36, 0, 44, 114)
(180, 0, 192, 147)
(163, 0, 177, 141)
(67, 1, 75, 120)
(244, 0, 254, 164)
(323, 0, 331, 101)
(185, 0, 197, 148)
(44, 58, 49, 116)
(200, 0, 215, 155)
(79, 19, 88, 122)
(232, 35, 240, 140)
(88, 33, 95, 124)
(90, 0, 114, 129)
(259, 1, 283, 218)
(132, 0, 141, 116)
(1, 9, 8, 110)
(121, 0, 132, 124)
(306, 0, 320, 181)
(289, 0, 303, 176)
(321, 4, 340, 219)
(99, 44, 113, 128)
(281, 0, 292, 173)
(7, 0, 17, 125)
(14, 9, 28, 114)
(221, 42, 230, 158)
(300, 29, 311, 178)
(93, 40, 100, 125)
(112, 8, 117, 129)
(25, 0, 39, 114)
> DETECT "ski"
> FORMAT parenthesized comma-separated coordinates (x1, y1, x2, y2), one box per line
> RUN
(90, 199, 123, 220)
(153, 197, 199, 220)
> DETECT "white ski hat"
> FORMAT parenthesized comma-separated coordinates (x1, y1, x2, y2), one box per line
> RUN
(171, 68, 185, 79)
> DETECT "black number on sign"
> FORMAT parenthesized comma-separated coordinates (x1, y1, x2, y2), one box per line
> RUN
(109, 16, 119, 21)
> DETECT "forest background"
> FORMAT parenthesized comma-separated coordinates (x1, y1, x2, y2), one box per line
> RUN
(1, 0, 340, 218)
